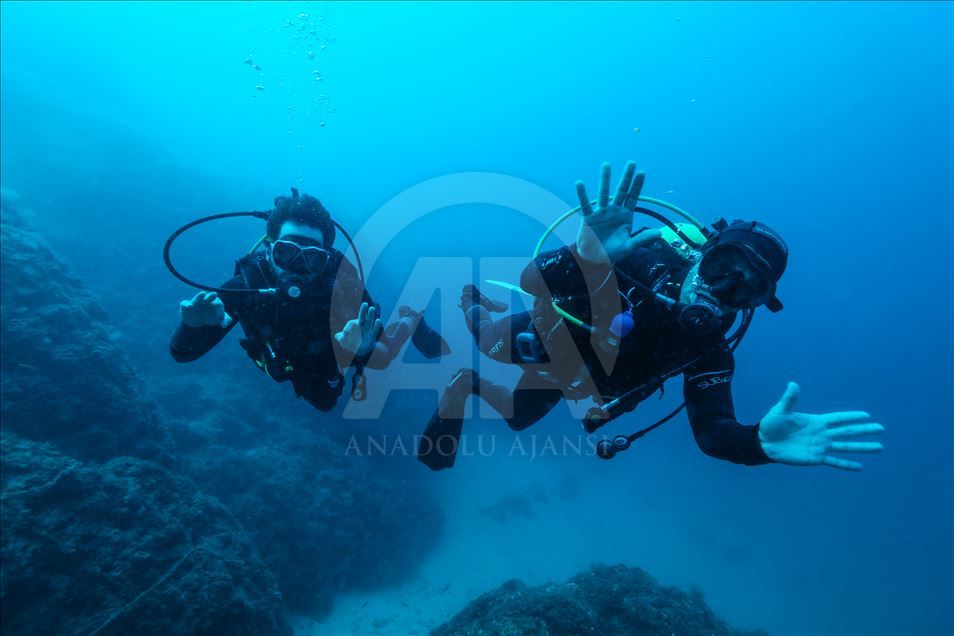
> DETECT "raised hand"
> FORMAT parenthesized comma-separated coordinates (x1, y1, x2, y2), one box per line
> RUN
(179, 291, 228, 328)
(759, 382, 884, 471)
(335, 301, 384, 356)
(575, 161, 661, 263)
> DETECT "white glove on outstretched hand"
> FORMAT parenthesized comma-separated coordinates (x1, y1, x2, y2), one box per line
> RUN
(335, 301, 384, 356)
(759, 382, 884, 471)
(179, 291, 229, 328)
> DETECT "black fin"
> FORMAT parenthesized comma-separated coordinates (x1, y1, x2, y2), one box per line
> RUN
(411, 315, 451, 359)
(400, 306, 451, 359)
(418, 413, 463, 471)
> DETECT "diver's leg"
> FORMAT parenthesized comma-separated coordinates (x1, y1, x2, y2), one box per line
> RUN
(418, 368, 479, 471)
(418, 368, 563, 470)
(476, 371, 563, 431)
(461, 284, 509, 340)
(378, 307, 450, 361)
(460, 285, 532, 364)
(382, 316, 413, 351)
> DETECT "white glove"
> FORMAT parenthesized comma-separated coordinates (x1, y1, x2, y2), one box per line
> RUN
(335, 301, 384, 356)
(179, 291, 229, 328)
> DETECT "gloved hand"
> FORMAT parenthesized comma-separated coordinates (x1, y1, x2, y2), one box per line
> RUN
(575, 161, 661, 263)
(179, 291, 229, 328)
(336, 301, 384, 356)
(759, 382, 884, 471)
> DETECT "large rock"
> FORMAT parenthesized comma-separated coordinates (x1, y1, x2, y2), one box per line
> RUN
(147, 319, 444, 618)
(0, 200, 171, 464)
(431, 564, 766, 636)
(0, 432, 291, 636)
(0, 193, 443, 625)
(166, 409, 444, 617)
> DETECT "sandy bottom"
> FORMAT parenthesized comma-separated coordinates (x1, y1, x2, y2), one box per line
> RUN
(293, 436, 763, 636)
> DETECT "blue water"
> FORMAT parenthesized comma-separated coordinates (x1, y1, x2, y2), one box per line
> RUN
(2, 2, 952, 634)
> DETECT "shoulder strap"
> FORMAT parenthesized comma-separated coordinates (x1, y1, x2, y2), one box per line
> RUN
(235, 252, 273, 291)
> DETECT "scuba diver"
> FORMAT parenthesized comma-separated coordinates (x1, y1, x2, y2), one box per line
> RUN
(167, 189, 448, 411)
(419, 161, 883, 470)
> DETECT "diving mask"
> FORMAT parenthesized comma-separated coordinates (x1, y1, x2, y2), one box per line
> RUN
(269, 236, 331, 277)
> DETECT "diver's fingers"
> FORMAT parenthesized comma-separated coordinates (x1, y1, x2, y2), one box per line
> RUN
(357, 301, 369, 325)
(197, 291, 219, 306)
(822, 456, 864, 471)
(612, 161, 636, 207)
(823, 411, 872, 426)
(771, 381, 801, 415)
(341, 320, 360, 340)
(366, 305, 377, 329)
(828, 423, 884, 438)
(829, 441, 883, 454)
(597, 162, 611, 209)
(625, 171, 646, 210)
(372, 318, 384, 341)
(334, 331, 345, 345)
(576, 181, 594, 216)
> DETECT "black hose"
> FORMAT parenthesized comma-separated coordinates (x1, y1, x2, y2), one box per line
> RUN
(632, 206, 704, 249)
(163, 211, 366, 293)
(624, 402, 686, 443)
(163, 211, 270, 294)
(332, 222, 365, 284)
(597, 307, 754, 455)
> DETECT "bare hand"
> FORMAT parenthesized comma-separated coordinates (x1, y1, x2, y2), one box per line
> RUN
(759, 382, 884, 471)
(575, 161, 661, 263)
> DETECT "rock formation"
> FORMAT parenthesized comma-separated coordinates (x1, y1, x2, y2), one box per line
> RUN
(431, 564, 767, 636)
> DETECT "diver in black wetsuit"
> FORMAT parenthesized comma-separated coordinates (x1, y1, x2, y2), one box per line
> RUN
(169, 190, 448, 411)
(419, 162, 884, 471)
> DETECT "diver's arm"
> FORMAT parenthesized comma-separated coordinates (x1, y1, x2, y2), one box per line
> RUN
(683, 350, 773, 466)
(169, 322, 234, 362)
(520, 245, 610, 298)
(328, 257, 385, 368)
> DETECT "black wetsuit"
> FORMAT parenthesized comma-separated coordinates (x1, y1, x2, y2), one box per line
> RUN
(170, 250, 397, 411)
(423, 241, 771, 468)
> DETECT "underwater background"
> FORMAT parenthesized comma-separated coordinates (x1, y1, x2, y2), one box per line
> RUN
(1, 1, 951, 635)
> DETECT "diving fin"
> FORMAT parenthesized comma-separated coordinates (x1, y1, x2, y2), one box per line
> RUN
(418, 412, 463, 471)
(400, 306, 451, 359)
